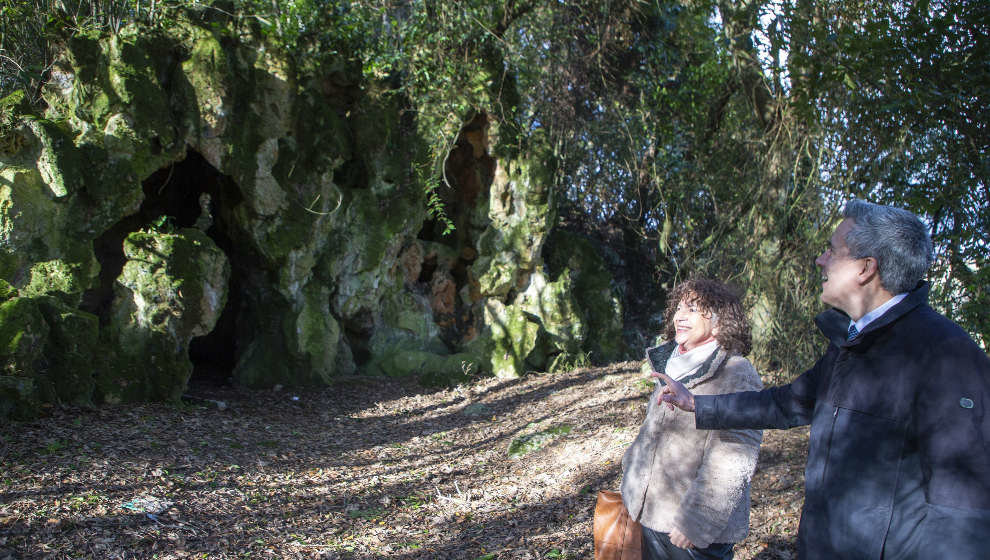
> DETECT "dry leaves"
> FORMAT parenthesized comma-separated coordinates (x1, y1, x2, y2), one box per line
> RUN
(0, 363, 805, 559)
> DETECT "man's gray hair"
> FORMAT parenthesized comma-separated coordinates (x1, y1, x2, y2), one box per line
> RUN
(842, 199, 933, 294)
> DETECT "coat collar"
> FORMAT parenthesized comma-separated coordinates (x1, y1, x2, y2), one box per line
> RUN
(815, 281, 930, 347)
(648, 340, 730, 389)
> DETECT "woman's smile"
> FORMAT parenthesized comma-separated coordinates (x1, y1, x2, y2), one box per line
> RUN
(672, 296, 718, 351)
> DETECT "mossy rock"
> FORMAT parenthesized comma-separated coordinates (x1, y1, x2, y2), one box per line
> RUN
(0, 297, 49, 378)
(0, 375, 39, 420)
(507, 424, 572, 458)
(0, 296, 103, 418)
(544, 230, 626, 363)
(484, 299, 542, 378)
(21, 259, 88, 307)
(373, 349, 479, 384)
(232, 287, 355, 388)
(34, 297, 102, 406)
(101, 228, 229, 402)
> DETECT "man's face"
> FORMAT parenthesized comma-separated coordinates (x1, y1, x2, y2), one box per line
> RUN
(815, 218, 863, 313)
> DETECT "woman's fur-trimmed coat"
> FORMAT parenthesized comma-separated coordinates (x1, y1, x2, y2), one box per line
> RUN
(620, 342, 763, 547)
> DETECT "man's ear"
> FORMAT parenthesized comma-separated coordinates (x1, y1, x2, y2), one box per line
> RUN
(859, 257, 880, 284)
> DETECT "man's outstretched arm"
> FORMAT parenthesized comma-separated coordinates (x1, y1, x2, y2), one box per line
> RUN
(653, 360, 823, 430)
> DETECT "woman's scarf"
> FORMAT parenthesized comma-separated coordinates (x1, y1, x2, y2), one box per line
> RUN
(665, 340, 719, 381)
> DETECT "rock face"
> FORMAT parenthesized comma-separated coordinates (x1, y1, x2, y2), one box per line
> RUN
(0, 12, 626, 418)
(102, 229, 230, 402)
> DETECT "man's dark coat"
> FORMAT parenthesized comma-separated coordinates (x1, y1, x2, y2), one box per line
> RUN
(695, 282, 990, 559)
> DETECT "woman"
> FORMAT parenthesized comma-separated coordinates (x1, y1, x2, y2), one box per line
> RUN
(620, 277, 763, 560)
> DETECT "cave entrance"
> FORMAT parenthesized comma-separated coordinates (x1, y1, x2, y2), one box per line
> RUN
(81, 149, 244, 388)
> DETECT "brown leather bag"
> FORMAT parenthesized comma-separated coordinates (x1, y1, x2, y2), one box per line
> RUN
(593, 490, 642, 560)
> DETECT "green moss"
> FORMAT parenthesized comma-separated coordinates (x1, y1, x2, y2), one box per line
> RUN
(0, 279, 17, 302)
(257, 202, 319, 263)
(289, 284, 341, 383)
(35, 297, 100, 406)
(544, 230, 625, 362)
(375, 349, 477, 385)
(22, 260, 84, 304)
(29, 119, 84, 198)
(0, 295, 100, 416)
(487, 302, 541, 378)
(380, 290, 441, 345)
(507, 424, 573, 458)
(100, 229, 229, 402)
(344, 190, 393, 268)
(0, 297, 48, 370)
(66, 33, 107, 85)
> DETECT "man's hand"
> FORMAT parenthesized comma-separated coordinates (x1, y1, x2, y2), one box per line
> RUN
(669, 527, 694, 549)
(651, 371, 696, 412)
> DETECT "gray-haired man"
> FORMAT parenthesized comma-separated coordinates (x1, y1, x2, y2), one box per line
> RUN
(654, 199, 990, 559)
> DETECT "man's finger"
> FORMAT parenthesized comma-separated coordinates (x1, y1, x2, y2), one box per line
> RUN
(652, 370, 677, 386)
(659, 389, 677, 410)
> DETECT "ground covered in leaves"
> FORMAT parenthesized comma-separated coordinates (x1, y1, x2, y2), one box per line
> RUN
(1, 362, 807, 559)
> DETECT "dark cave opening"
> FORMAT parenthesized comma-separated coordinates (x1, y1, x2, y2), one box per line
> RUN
(80, 149, 244, 387)
(417, 254, 438, 284)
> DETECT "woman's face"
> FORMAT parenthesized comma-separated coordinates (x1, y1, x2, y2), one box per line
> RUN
(672, 295, 718, 351)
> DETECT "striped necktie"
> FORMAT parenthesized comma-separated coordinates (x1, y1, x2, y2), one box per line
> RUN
(847, 323, 859, 341)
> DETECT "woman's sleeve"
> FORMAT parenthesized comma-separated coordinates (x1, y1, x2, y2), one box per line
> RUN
(674, 360, 764, 547)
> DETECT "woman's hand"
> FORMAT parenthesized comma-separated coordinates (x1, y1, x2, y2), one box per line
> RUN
(651, 371, 696, 412)
(669, 527, 694, 549)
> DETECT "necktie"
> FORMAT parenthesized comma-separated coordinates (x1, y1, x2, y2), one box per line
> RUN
(847, 323, 859, 341)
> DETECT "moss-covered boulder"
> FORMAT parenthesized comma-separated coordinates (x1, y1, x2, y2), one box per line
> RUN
(0, 297, 49, 380)
(543, 230, 626, 364)
(471, 143, 556, 300)
(234, 282, 353, 388)
(36, 297, 104, 405)
(0, 295, 102, 418)
(0, 152, 101, 307)
(483, 298, 541, 379)
(101, 228, 229, 402)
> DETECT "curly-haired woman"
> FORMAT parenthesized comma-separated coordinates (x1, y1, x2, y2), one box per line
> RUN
(621, 277, 763, 560)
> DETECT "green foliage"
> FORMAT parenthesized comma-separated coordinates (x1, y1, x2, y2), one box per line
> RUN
(785, 0, 988, 346)
(148, 214, 176, 234)
(0, 0, 180, 102)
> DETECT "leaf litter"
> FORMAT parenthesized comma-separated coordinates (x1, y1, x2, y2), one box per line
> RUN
(0, 362, 805, 559)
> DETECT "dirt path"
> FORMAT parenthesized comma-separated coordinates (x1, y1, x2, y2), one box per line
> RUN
(0, 362, 807, 559)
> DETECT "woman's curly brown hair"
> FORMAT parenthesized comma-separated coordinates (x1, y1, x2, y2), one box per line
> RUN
(661, 276, 752, 356)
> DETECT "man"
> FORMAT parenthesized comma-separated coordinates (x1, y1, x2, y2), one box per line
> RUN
(655, 199, 990, 559)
